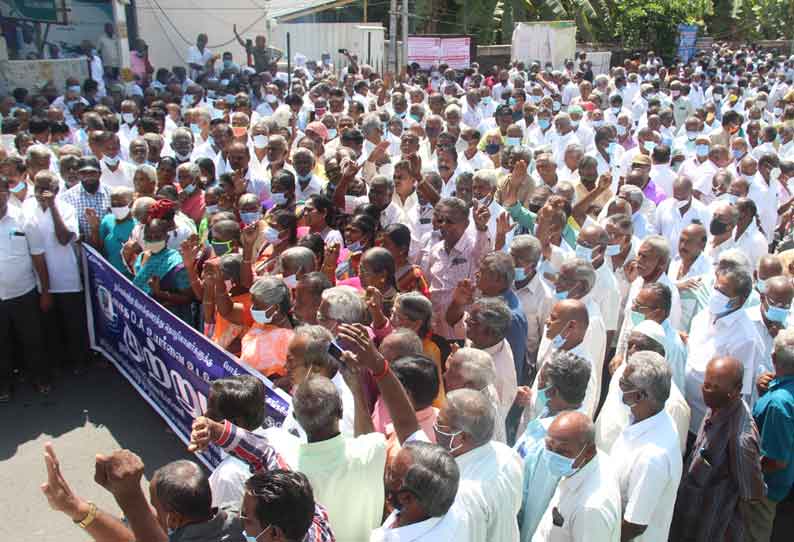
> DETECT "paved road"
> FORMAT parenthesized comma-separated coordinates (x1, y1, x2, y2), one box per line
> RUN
(0, 364, 192, 542)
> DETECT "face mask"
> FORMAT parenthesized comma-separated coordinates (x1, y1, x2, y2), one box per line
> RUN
(514, 267, 528, 283)
(207, 136, 216, 149)
(103, 154, 120, 167)
(435, 424, 464, 454)
(709, 218, 730, 236)
(297, 172, 313, 183)
(508, 97, 517, 107)
(482, 96, 492, 106)
(606, 244, 621, 256)
(264, 226, 281, 243)
(122, 113, 135, 124)
(774, 107, 783, 116)
(571, 121, 579, 130)
(552, 101, 561, 112)
(232, 126, 247, 138)
(506, 136, 521, 147)
(240, 211, 262, 225)
(283, 274, 298, 289)
(607, 141, 618, 156)
(538, 118, 551, 130)
(111, 206, 129, 220)
(251, 307, 275, 324)
(732, 149, 744, 161)
(575, 244, 593, 262)
(536, 385, 551, 413)
(708, 289, 733, 316)
(615, 124, 626, 136)
(252, 134, 268, 149)
(686, 131, 699, 141)
(713, 93, 723, 102)
(771, 168, 782, 183)
(554, 290, 569, 301)
(327, 128, 338, 139)
(592, 120, 605, 128)
(552, 328, 566, 349)
(485, 143, 500, 155)
(143, 240, 166, 253)
(757, 101, 767, 109)
(175, 151, 192, 162)
(211, 239, 234, 257)
(348, 240, 363, 252)
(756, 279, 768, 295)
(765, 303, 789, 325)
(530, 95, 541, 104)
(643, 141, 656, 153)
(190, 123, 201, 136)
(205, 204, 219, 215)
(611, 106, 621, 115)
(544, 445, 585, 478)
(695, 144, 710, 157)
(629, 310, 645, 326)
(9, 182, 26, 194)
(271, 192, 288, 206)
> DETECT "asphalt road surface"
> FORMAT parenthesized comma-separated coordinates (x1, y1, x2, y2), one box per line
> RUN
(2, 362, 793, 542)
(0, 364, 192, 542)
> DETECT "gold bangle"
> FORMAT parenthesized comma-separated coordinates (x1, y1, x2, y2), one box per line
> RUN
(75, 502, 97, 529)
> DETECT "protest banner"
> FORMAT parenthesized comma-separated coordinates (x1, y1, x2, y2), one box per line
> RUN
(81, 244, 291, 469)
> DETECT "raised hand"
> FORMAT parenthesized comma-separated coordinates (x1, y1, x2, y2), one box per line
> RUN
(41, 442, 85, 520)
(188, 416, 224, 453)
(452, 278, 475, 307)
(93, 449, 145, 501)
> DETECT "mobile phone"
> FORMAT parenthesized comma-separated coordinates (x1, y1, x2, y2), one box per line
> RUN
(328, 340, 346, 365)
(338, 48, 349, 55)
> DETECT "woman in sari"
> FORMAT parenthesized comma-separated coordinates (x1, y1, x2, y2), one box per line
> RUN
(132, 217, 194, 324)
(203, 253, 253, 355)
(239, 277, 295, 379)
(380, 223, 430, 297)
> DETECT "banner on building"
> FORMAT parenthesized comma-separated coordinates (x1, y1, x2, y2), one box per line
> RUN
(82, 244, 291, 469)
(511, 21, 576, 70)
(407, 36, 472, 69)
(677, 24, 699, 63)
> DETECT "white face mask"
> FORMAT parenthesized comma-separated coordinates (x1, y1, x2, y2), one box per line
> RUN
(283, 274, 298, 289)
(103, 154, 120, 167)
(708, 289, 733, 317)
(111, 206, 130, 220)
(253, 134, 268, 149)
(675, 198, 690, 210)
(143, 240, 166, 253)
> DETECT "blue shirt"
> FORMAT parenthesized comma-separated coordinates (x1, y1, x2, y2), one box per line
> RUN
(752, 375, 794, 501)
(502, 289, 529, 378)
(99, 214, 136, 279)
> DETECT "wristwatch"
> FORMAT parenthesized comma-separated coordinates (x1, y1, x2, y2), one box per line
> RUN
(74, 502, 98, 529)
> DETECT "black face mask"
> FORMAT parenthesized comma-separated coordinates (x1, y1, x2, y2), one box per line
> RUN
(709, 219, 729, 236)
(527, 203, 542, 213)
(82, 179, 100, 194)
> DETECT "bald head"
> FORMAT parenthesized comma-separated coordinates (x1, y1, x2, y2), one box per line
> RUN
(765, 275, 794, 308)
(706, 356, 744, 391)
(547, 410, 594, 446)
(758, 255, 783, 280)
(578, 224, 608, 247)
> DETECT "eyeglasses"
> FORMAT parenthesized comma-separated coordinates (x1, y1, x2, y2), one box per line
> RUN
(435, 216, 458, 226)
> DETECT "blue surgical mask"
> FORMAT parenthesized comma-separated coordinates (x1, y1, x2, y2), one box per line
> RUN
(182, 183, 196, 195)
(643, 140, 657, 153)
(592, 120, 605, 128)
(9, 182, 26, 194)
(554, 290, 569, 301)
(616, 124, 627, 136)
(536, 385, 552, 412)
(205, 204, 219, 215)
(544, 446, 581, 478)
(297, 172, 312, 183)
(686, 131, 698, 141)
(695, 144, 710, 157)
(103, 154, 120, 167)
(607, 142, 618, 156)
(190, 123, 201, 135)
(606, 244, 621, 256)
(538, 118, 551, 130)
(552, 332, 566, 349)
(240, 211, 262, 225)
(485, 143, 501, 155)
(211, 239, 234, 257)
(757, 279, 767, 294)
(348, 240, 363, 252)
(630, 310, 645, 326)
(243, 525, 271, 542)
(766, 304, 789, 325)
(506, 136, 521, 147)
(552, 101, 561, 112)
(271, 192, 288, 206)
(264, 226, 281, 243)
(514, 267, 527, 282)
(709, 289, 733, 317)
(327, 128, 338, 139)
(575, 244, 593, 262)
(611, 106, 621, 115)
(508, 97, 517, 107)
(250, 307, 275, 324)
(732, 149, 744, 161)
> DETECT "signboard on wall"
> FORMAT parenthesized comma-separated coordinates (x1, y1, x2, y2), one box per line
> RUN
(677, 24, 698, 63)
(407, 36, 472, 69)
(0, 0, 69, 24)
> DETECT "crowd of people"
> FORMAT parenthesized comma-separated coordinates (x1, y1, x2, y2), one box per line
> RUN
(2, 29, 794, 541)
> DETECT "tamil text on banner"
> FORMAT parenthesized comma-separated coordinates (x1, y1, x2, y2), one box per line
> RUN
(407, 36, 471, 69)
(81, 244, 291, 469)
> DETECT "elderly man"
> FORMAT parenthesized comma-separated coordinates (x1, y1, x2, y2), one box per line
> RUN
(611, 351, 683, 542)
(513, 351, 592, 541)
(97, 132, 135, 189)
(464, 297, 517, 439)
(532, 411, 622, 542)
(575, 224, 621, 341)
(434, 388, 524, 541)
(748, 275, 793, 403)
(686, 257, 765, 434)
(372, 441, 465, 540)
(654, 175, 711, 260)
(706, 199, 739, 263)
(733, 198, 768, 269)
(747, 328, 794, 542)
(444, 347, 507, 443)
(169, 127, 194, 165)
(423, 197, 490, 359)
(510, 235, 555, 380)
(61, 157, 112, 241)
(671, 356, 765, 542)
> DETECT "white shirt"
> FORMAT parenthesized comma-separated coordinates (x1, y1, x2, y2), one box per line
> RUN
(186, 45, 214, 68)
(280, 371, 356, 441)
(610, 410, 683, 542)
(99, 159, 136, 189)
(591, 263, 621, 332)
(734, 221, 768, 270)
(371, 503, 471, 542)
(654, 198, 711, 260)
(516, 272, 555, 356)
(295, 174, 326, 202)
(649, 164, 676, 196)
(532, 455, 622, 542)
(209, 427, 268, 507)
(22, 199, 81, 293)
(704, 234, 737, 266)
(685, 307, 765, 432)
(0, 205, 45, 300)
(455, 441, 523, 542)
(595, 364, 690, 455)
(748, 173, 780, 243)
(484, 339, 518, 429)
(460, 150, 494, 171)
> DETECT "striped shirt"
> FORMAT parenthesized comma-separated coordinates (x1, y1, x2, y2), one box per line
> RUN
(670, 399, 765, 542)
(216, 421, 336, 542)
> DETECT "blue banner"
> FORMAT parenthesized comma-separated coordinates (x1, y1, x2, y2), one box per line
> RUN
(677, 24, 698, 64)
(81, 244, 291, 468)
